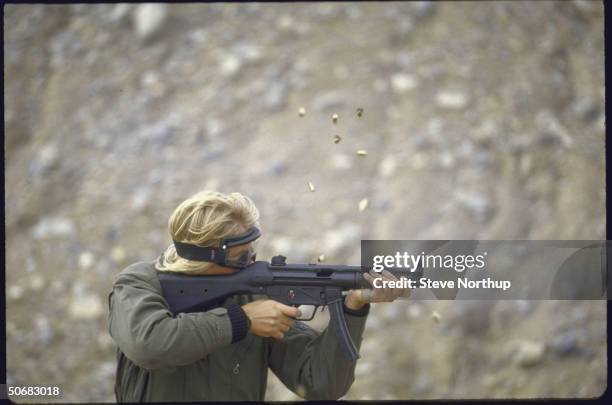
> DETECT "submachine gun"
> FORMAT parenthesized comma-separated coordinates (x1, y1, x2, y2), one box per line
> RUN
(159, 255, 421, 361)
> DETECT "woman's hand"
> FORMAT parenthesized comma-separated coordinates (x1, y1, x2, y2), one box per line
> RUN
(345, 269, 409, 310)
(242, 299, 301, 339)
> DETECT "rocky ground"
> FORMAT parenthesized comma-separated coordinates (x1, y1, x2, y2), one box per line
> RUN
(4, 2, 606, 402)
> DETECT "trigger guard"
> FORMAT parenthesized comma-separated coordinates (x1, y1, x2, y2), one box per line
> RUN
(295, 305, 318, 322)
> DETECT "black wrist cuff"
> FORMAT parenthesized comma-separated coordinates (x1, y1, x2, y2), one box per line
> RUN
(227, 304, 250, 343)
(343, 301, 370, 317)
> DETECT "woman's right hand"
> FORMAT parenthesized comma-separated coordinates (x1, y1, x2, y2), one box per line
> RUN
(242, 300, 302, 339)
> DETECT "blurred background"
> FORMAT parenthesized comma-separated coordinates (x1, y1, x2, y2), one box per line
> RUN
(4, 1, 606, 401)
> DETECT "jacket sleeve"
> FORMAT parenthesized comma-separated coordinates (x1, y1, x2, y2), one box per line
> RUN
(267, 302, 369, 400)
(108, 272, 241, 370)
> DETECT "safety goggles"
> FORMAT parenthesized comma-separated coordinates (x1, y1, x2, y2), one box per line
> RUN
(173, 226, 261, 269)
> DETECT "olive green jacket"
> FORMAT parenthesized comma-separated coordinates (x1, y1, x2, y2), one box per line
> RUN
(107, 261, 369, 402)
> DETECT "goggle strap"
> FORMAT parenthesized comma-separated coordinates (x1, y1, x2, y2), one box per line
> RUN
(173, 240, 227, 264)
(222, 227, 261, 247)
(172, 227, 261, 266)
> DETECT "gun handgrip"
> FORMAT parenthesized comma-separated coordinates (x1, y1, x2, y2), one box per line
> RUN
(328, 299, 360, 361)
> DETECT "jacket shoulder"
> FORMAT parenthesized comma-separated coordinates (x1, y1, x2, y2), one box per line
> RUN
(113, 261, 161, 291)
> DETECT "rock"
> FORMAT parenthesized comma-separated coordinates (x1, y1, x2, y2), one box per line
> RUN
(255, 157, 289, 178)
(133, 4, 168, 41)
(140, 71, 166, 97)
(571, 98, 600, 123)
(311, 91, 344, 112)
(136, 118, 178, 146)
(262, 80, 289, 112)
(454, 191, 494, 222)
(205, 118, 225, 139)
(34, 315, 53, 344)
(412, 1, 436, 19)
(573, 0, 599, 13)
(69, 293, 104, 320)
(355, 360, 373, 377)
(406, 304, 423, 319)
(380, 304, 403, 322)
(219, 53, 242, 77)
(276, 15, 294, 31)
(188, 29, 208, 45)
(439, 152, 455, 168)
(110, 3, 131, 23)
(395, 51, 415, 67)
(111, 246, 127, 263)
(49, 30, 83, 68)
(473, 150, 494, 168)
(78, 251, 95, 270)
(130, 188, 152, 212)
(105, 226, 120, 243)
(29, 144, 60, 178)
(534, 110, 574, 147)
(389, 19, 414, 44)
(29, 274, 45, 291)
(26, 257, 36, 273)
(8, 285, 24, 301)
(390, 73, 418, 94)
(513, 340, 545, 367)
(232, 42, 261, 62)
(446, 301, 494, 336)
(315, 3, 340, 19)
(427, 117, 444, 138)
(378, 156, 397, 178)
(436, 90, 469, 109)
(548, 331, 582, 357)
(32, 217, 76, 239)
(345, 6, 362, 20)
(414, 373, 433, 395)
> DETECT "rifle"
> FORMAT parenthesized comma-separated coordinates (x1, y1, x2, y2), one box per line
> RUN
(159, 255, 421, 361)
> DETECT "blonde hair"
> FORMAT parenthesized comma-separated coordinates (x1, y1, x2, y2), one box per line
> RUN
(155, 190, 260, 273)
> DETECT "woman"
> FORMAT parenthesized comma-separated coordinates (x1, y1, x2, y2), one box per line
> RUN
(108, 190, 402, 401)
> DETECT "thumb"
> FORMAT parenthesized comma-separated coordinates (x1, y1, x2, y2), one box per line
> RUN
(279, 303, 302, 318)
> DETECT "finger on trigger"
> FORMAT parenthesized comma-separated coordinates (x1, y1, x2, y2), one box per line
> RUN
(280, 304, 301, 319)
